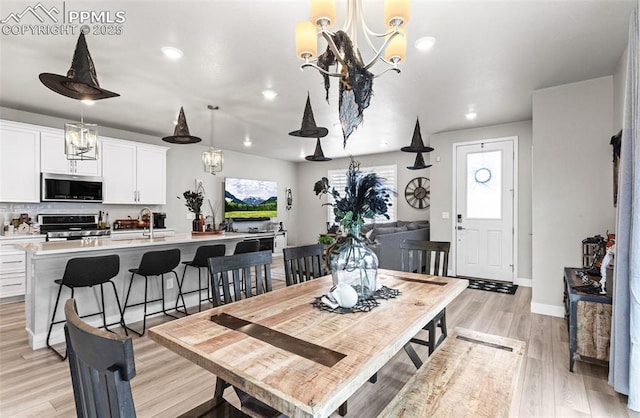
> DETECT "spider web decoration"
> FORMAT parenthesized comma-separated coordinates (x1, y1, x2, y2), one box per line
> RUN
(312, 286, 401, 314)
(317, 31, 374, 147)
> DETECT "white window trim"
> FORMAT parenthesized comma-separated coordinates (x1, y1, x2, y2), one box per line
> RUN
(326, 164, 397, 225)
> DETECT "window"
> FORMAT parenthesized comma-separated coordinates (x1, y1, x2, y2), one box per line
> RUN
(326, 164, 397, 225)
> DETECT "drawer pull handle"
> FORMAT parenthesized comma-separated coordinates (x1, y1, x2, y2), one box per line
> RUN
(2, 284, 22, 287)
(2, 260, 22, 264)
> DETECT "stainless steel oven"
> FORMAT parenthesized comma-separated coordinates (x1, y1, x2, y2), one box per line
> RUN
(38, 214, 110, 241)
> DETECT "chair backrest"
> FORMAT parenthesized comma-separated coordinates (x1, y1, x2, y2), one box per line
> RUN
(400, 240, 450, 276)
(190, 244, 226, 267)
(208, 250, 273, 306)
(62, 254, 120, 287)
(233, 240, 260, 254)
(282, 243, 325, 286)
(136, 248, 180, 276)
(64, 298, 136, 418)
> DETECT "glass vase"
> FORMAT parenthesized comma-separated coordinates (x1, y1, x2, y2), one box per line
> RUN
(192, 214, 201, 232)
(330, 225, 378, 299)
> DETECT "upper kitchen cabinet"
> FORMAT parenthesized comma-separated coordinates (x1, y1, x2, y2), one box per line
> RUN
(0, 120, 40, 203)
(40, 128, 101, 176)
(101, 137, 167, 204)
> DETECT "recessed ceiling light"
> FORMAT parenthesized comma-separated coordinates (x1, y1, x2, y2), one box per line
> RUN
(172, 120, 178, 125)
(161, 46, 183, 60)
(243, 137, 252, 147)
(262, 89, 277, 100)
(414, 36, 436, 51)
(465, 112, 477, 120)
(81, 99, 95, 106)
(380, 142, 388, 147)
(299, 150, 306, 159)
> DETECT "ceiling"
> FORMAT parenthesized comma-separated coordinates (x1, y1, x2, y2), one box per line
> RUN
(0, 0, 635, 162)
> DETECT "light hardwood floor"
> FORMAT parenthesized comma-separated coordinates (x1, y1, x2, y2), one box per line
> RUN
(0, 258, 636, 417)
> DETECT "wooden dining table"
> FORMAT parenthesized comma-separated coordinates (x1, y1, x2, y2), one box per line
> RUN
(148, 269, 468, 418)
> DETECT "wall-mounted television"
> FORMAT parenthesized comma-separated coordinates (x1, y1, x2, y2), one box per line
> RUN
(224, 177, 278, 220)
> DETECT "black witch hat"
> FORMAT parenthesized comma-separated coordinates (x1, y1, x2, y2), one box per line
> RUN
(305, 138, 332, 162)
(39, 33, 119, 100)
(289, 94, 328, 138)
(162, 107, 202, 144)
(401, 118, 434, 153)
(407, 152, 432, 170)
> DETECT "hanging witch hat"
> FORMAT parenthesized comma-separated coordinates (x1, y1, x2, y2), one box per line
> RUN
(289, 94, 328, 138)
(162, 107, 202, 144)
(407, 152, 432, 170)
(39, 33, 119, 100)
(305, 138, 332, 162)
(401, 118, 434, 153)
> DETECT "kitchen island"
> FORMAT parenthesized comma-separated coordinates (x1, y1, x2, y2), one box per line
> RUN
(19, 232, 252, 350)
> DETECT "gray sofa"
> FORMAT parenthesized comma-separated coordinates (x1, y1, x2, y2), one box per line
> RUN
(361, 221, 430, 271)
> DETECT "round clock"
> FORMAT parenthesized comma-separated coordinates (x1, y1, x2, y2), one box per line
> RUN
(405, 177, 430, 209)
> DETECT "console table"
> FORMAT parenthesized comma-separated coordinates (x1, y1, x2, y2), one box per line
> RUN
(563, 267, 612, 371)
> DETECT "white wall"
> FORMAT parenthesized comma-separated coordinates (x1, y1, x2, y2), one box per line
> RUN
(165, 146, 297, 233)
(428, 121, 533, 282)
(613, 45, 629, 131)
(531, 76, 615, 316)
(0, 107, 298, 235)
(292, 151, 432, 246)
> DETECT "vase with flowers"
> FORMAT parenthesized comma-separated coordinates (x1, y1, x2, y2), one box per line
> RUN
(314, 159, 393, 298)
(180, 190, 204, 232)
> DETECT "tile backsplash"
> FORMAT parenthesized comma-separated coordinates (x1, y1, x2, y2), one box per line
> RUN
(0, 202, 163, 229)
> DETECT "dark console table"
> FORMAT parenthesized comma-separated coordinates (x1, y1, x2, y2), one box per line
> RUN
(563, 267, 612, 371)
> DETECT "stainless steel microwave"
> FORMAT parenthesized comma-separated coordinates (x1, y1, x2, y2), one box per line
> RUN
(41, 173, 103, 202)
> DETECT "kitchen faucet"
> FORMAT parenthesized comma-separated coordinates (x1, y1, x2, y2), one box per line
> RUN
(140, 207, 154, 239)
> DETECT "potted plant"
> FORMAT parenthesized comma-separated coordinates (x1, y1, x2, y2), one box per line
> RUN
(314, 159, 394, 297)
(179, 190, 204, 232)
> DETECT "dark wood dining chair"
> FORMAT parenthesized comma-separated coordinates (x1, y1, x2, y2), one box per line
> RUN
(208, 250, 273, 306)
(64, 298, 137, 418)
(282, 243, 325, 286)
(207, 251, 284, 417)
(400, 239, 451, 368)
(65, 298, 249, 418)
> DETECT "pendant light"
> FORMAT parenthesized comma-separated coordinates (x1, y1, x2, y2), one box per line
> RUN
(202, 105, 223, 174)
(65, 103, 98, 160)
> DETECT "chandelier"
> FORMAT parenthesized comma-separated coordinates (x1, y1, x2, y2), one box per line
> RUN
(202, 105, 223, 175)
(295, 0, 409, 77)
(295, 0, 409, 145)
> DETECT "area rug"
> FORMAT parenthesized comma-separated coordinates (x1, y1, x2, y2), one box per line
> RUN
(465, 278, 518, 295)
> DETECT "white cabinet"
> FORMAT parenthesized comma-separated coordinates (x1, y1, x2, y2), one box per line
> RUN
(40, 128, 101, 176)
(0, 250, 26, 298)
(0, 121, 40, 203)
(101, 138, 167, 204)
(0, 235, 46, 299)
(274, 231, 287, 253)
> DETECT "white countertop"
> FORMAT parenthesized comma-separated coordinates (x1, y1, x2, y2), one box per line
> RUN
(0, 234, 46, 242)
(17, 232, 252, 256)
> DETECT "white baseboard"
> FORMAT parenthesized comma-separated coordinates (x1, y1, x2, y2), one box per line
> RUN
(515, 277, 532, 287)
(530, 302, 564, 318)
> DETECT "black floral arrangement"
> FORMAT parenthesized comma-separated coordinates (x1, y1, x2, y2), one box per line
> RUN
(179, 190, 203, 215)
(314, 159, 393, 231)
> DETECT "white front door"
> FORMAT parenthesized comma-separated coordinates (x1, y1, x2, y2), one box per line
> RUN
(455, 138, 515, 282)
